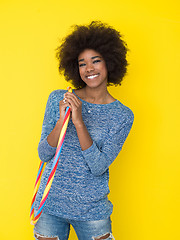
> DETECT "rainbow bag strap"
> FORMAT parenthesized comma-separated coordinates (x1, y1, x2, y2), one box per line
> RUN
(30, 87, 72, 225)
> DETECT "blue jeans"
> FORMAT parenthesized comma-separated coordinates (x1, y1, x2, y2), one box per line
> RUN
(34, 211, 115, 240)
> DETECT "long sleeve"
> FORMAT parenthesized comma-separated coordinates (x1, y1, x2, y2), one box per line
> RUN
(37, 91, 59, 162)
(81, 110, 134, 176)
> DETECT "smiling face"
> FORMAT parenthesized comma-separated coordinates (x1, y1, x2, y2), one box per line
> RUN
(78, 49, 108, 89)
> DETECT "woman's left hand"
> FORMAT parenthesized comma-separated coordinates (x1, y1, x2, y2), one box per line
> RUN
(63, 92, 83, 126)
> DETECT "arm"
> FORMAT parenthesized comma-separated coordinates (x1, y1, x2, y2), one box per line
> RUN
(38, 91, 62, 162)
(38, 90, 92, 162)
(74, 121, 93, 151)
(81, 111, 134, 176)
(63, 92, 134, 176)
(63, 92, 93, 151)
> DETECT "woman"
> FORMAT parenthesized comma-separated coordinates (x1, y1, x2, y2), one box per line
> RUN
(33, 21, 134, 240)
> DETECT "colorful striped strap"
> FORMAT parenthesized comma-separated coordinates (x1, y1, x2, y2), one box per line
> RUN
(30, 87, 72, 225)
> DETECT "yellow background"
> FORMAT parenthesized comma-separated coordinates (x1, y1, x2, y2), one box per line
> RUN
(0, 0, 180, 239)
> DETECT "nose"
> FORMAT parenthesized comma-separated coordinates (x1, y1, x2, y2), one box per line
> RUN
(86, 62, 94, 72)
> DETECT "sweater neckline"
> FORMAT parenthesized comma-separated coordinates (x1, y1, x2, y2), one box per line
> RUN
(72, 89, 118, 107)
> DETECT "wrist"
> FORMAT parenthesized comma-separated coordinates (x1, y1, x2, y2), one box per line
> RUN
(57, 118, 63, 125)
(54, 119, 63, 132)
(74, 120, 85, 129)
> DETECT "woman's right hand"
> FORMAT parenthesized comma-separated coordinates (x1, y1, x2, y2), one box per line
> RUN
(59, 98, 71, 122)
(47, 98, 71, 148)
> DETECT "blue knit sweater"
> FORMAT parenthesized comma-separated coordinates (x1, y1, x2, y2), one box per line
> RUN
(34, 89, 134, 221)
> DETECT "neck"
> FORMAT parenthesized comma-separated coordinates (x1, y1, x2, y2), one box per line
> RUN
(82, 85, 110, 104)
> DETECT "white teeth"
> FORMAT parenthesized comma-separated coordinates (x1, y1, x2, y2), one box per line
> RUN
(87, 74, 98, 79)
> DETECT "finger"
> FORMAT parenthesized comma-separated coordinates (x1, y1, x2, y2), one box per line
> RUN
(59, 99, 71, 110)
(64, 92, 81, 106)
(64, 97, 77, 110)
(64, 97, 81, 111)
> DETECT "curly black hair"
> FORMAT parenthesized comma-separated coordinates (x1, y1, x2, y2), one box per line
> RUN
(56, 21, 129, 89)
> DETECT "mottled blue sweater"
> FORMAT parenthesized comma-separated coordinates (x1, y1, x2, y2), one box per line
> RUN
(34, 89, 134, 221)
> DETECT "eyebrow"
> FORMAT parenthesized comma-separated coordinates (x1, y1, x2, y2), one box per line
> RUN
(78, 56, 102, 62)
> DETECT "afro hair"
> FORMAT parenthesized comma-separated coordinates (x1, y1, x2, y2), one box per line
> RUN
(56, 21, 129, 89)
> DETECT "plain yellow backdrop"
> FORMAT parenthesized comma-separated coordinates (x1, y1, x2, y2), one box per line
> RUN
(0, 0, 180, 239)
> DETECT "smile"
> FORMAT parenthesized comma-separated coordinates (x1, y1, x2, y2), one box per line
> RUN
(86, 74, 99, 79)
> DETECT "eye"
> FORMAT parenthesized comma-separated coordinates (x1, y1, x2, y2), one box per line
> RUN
(93, 59, 101, 64)
(79, 63, 86, 67)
